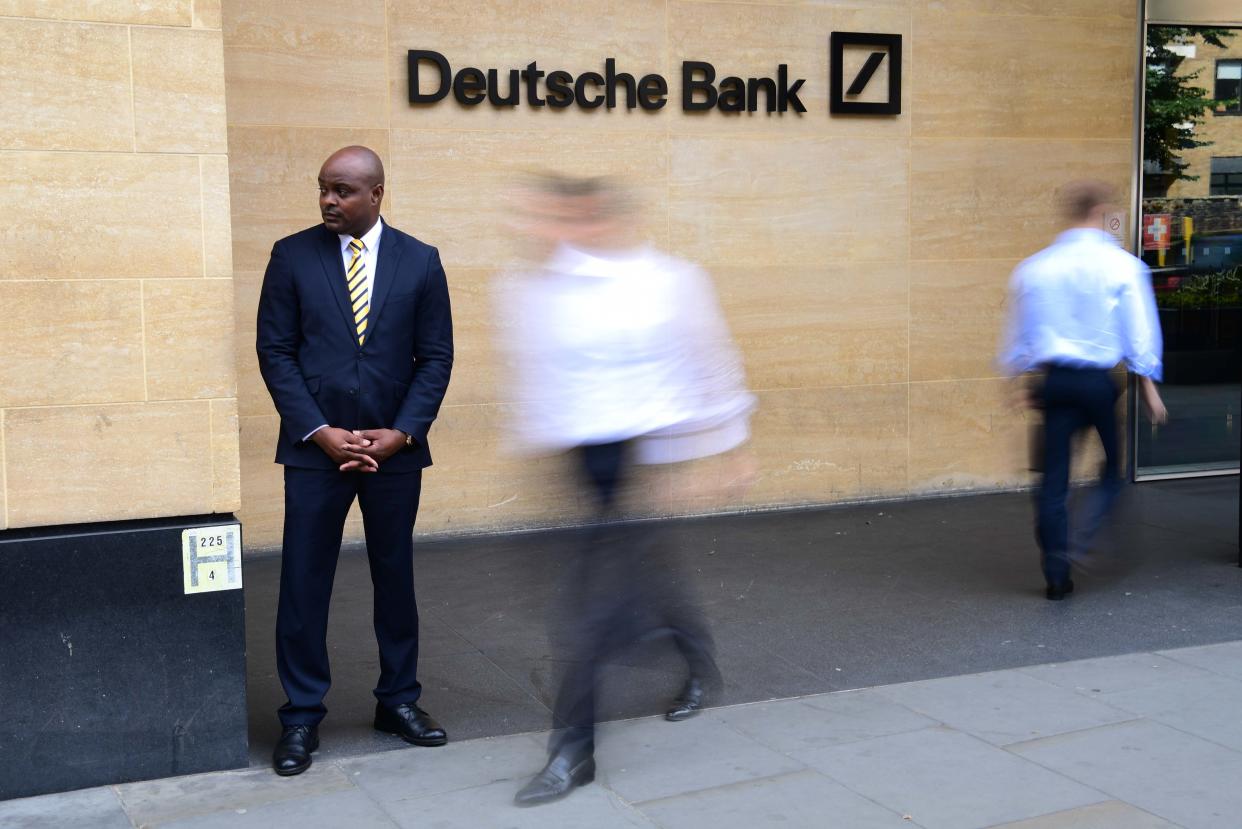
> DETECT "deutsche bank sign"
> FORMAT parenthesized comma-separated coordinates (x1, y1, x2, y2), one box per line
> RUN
(408, 32, 901, 116)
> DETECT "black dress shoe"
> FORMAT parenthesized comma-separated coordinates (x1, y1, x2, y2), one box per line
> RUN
(1046, 580, 1075, 601)
(374, 702, 447, 746)
(666, 677, 709, 722)
(272, 725, 318, 776)
(514, 751, 596, 807)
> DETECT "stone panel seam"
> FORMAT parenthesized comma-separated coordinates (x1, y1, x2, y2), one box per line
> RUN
(747, 380, 913, 392)
(383, 0, 393, 131)
(664, 0, 672, 253)
(910, 136, 1132, 144)
(908, 257, 1027, 264)
(907, 377, 1010, 386)
(139, 280, 149, 401)
(0, 16, 194, 28)
(915, 8, 1137, 24)
(126, 25, 137, 152)
(198, 155, 208, 277)
(209, 395, 216, 511)
(907, 2, 915, 496)
(431, 382, 917, 414)
(226, 120, 669, 136)
(1, 408, 7, 529)
(666, 0, 1131, 19)
(0, 276, 212, 282)
(0, 149, 230, 158)
(227, 120, 890, 137)
(0, 396, 236, 412)
(0, 277, 200, 283)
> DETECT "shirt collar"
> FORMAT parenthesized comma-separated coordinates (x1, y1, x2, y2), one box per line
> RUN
(546, 242, 653, 278)
(339, 217, 383, 252)
(1056, 227, 1116, 246)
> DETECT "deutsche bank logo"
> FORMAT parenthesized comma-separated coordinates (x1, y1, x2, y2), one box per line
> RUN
(830, 32, 902, 115)
(408, 32, 904, 118)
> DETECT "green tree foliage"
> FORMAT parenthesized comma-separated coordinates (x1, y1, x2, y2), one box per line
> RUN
(1145, 26, 1237, 185)
(1164, 267, 1242, 309)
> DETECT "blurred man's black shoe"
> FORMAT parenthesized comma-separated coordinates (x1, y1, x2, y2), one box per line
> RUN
(666, 676, 710, 722)
(1046, 580, 1075, 601)
(514, 751, 596, 806)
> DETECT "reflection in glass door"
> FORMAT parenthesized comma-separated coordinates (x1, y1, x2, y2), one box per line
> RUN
(1137, 22, 1242, 477)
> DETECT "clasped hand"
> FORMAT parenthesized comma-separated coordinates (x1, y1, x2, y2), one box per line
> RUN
(311, 426, 409, 472)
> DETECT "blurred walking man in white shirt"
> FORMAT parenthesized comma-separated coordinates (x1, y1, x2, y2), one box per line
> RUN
(1000, 180, 1167, 601)
(500, 175, 755, 806)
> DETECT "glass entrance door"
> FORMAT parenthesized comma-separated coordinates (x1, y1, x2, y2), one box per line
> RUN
(1136, 14, 1242, 477)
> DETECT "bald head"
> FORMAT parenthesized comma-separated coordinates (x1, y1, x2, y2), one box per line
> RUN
(318, 146, 385, 238)
(323, 146, 385, 187)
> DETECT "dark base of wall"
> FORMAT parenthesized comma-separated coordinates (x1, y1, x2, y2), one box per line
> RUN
(0, 515, 248, 801)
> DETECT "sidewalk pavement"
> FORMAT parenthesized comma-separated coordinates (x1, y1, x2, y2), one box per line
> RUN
(243, 477, 1241, 765)
(6, 640, 1242, 829)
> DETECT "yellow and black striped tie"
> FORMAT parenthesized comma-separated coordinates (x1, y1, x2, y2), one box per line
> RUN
(346, 238, 369, 345)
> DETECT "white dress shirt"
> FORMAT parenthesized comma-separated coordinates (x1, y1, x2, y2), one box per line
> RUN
(338, 217, 383, 305)
(498, 244, 756, 464)
(303, 218, 385, 441)
(999, 228, 1163, 380)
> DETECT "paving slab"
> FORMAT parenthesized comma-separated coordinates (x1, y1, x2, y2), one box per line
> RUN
(1018, 651, 1219, 696)
(143, 787, 397, 829)
(1160, 639, 1242, 681)
(15, 642, 1242, 828)
(379, 778, 656, 829)
(1086, 673, 1242, 752)
(634, 769, 921, 828)
(795, 726, 1106, 829)
(0, 787, 131, 829)
(985, 799, 1181, 828)
(713, 690, 937, 753)
(340, 732, 545, 804)
(1010, 719, 1242, 829)
(593, 713, 805, 803)
(116, 763, 355, 826)
(874, 669, 1134, 746)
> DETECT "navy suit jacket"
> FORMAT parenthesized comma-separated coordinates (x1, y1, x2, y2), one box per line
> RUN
(256, 220, 453, 473)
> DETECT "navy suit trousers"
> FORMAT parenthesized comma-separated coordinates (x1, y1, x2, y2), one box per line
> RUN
(1036, 366, 1122, 587)
(276, 466, 423, 727)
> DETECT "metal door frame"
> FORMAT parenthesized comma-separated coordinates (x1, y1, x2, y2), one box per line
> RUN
(1131, 0, 1242, 481)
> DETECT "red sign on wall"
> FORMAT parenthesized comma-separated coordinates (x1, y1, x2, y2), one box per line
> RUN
(1142, 213, 1172, 251)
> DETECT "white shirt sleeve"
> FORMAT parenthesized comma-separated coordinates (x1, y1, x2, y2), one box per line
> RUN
(1117, 260, 1163, 380)
(997, 265, 1033, 375)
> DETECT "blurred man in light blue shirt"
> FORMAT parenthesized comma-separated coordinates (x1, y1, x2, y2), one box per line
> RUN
(1000, 180, 1167, 600)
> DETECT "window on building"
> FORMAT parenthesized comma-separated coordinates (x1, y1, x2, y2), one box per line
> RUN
(1210, 156, 1242, 195)
(1217, 60, 1241, 114)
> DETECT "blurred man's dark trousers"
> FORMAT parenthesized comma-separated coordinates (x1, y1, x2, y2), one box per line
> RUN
(549, 440, 719, 759)
(1036, 365, 1123, 587)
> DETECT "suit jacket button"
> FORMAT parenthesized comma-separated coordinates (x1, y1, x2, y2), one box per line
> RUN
(349, 388, 357, 396)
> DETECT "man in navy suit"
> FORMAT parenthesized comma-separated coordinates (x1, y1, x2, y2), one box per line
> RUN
(257, 146, 453, 776)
